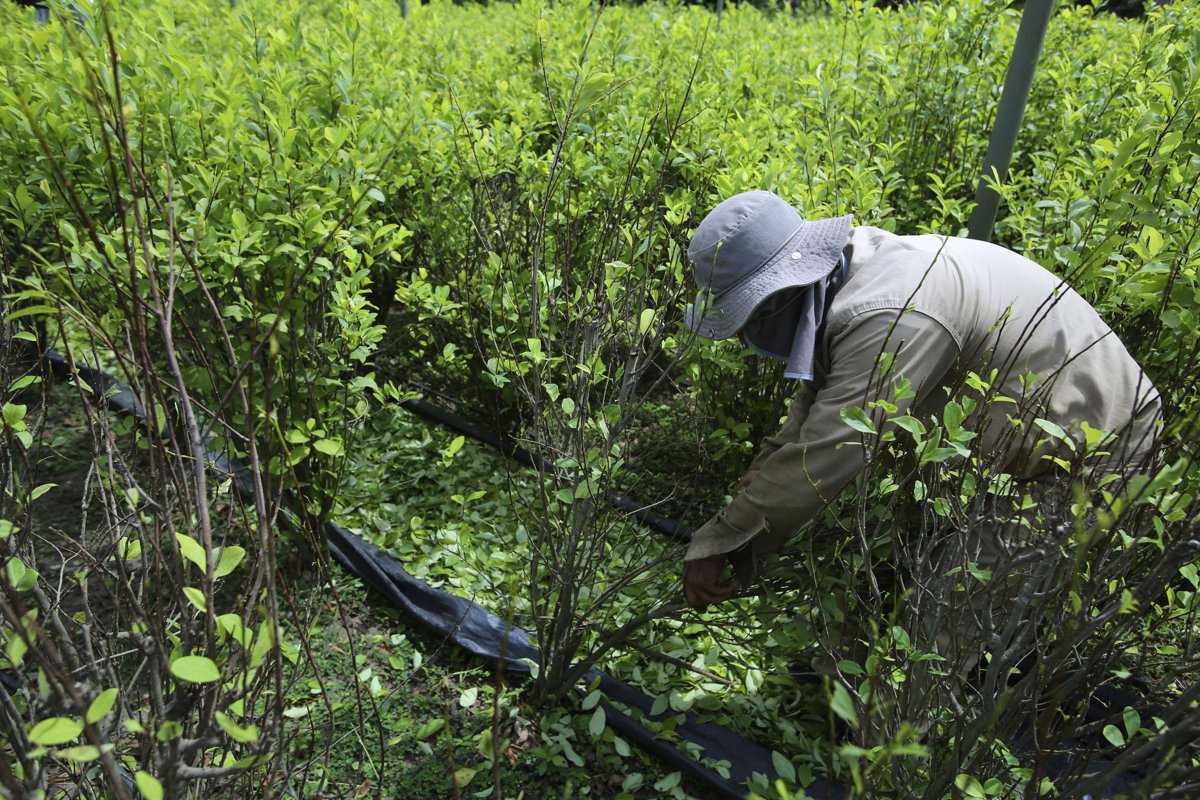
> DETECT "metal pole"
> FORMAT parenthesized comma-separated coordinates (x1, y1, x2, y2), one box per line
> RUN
(967, 0, 1056, 242)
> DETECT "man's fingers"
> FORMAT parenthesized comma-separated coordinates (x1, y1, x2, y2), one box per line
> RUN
(706, 580, 736, 603)
(685, 578, 736, 609)
(684, 554, 736, 609)
(694, 588, 733, 608)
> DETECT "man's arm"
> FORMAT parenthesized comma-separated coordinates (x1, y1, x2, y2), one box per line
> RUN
(684, 309, 962, 603)
(747, 382, 820, 472)
(734, 382, 820, 492)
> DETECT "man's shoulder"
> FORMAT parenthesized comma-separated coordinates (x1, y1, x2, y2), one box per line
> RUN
(838, 228, 959, 308)
(846, 225, 962, 265)
(831, 227, 975, 347)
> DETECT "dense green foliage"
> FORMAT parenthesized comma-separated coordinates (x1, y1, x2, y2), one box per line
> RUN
(1, 0, 1199, 797)
(2, 0, 1199, 490)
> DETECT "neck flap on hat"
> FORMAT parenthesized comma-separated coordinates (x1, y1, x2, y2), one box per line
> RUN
(741, 254, 848, 380)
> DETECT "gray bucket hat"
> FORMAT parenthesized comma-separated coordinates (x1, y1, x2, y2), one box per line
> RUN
(685, 190, 853, 340)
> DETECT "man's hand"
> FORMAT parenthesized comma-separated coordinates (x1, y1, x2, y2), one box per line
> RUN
(737, 470, 760, 492)
(684, 554, 736, 609)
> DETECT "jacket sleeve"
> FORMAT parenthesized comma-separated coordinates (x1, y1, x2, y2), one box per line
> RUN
(746, 382, 819, 472)
(685, 308, 962, 568)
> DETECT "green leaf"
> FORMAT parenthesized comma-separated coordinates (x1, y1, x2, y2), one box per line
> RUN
(215, 711, 259, 743)
(891, 415, 925, 437)
(7, 632, 28, 666)
(58, 744, 102, 762)
(415, 718, 445, 739)
(182, 586, 207, 612)
(218, 614, 251, 648)
(638, 308, 655, 335)
(559, 734, 585, 767)
(1102, 724, 1125, 747)
(3, 305, 58, 322)
(30, 483, 56, 501)
(653, 771, 681, 791)
(440, 435, 466, 464)
(28, 717, 83, 746)
(829, 682, 858, 729)
(588, 706, 606, 737)
(213, 546, 246, 579)
(1034, 418, 1076, 451)
(8, 375, 39, 392)
(1, 403, 27, 428)
(5, 558, 30, 591)
(459, 687, 478, 708)
(86, 689, 118, 725)
(175, 532, 208, 573)
(453, 767, 477, 789)
(954, 774, 986, 799)
(313, 438, 345, 457)
(1123, 706, 1140, 739)
(135, 771, 164, 800)
(839, 406, 876, 435)
(1180, 563, 1200, 590)
(581, 689, 602, 710)
(170, 655, 221, 684)
(576, 71, 613, 109)
(1141, 226, 1163, 258)
(250, 619, 275, 669)
(770, 750, 797, 785)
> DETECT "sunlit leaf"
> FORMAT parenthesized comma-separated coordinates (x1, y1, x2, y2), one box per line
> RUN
(829, 682, 858, 729)
(840, 406, 876, 435)
(86, 689, 118, 725)
(170, 655, 221, 684)
(28, 717, 83, 746)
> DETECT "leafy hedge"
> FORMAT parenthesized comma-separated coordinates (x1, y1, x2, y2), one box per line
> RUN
(2, 0, 1200, 797)
(2, 0, 1198, 490)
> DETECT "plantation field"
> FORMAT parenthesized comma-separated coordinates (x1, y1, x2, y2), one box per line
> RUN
(2, 0, 1200, 798)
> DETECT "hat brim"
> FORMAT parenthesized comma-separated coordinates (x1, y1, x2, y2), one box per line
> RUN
(686, 214, 853, 340)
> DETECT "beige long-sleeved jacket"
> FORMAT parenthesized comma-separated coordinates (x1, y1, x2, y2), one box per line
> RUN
(685, 226, 1162, 564)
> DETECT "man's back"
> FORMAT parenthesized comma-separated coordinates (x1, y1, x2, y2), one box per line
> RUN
(831, 226, 1160, 477)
